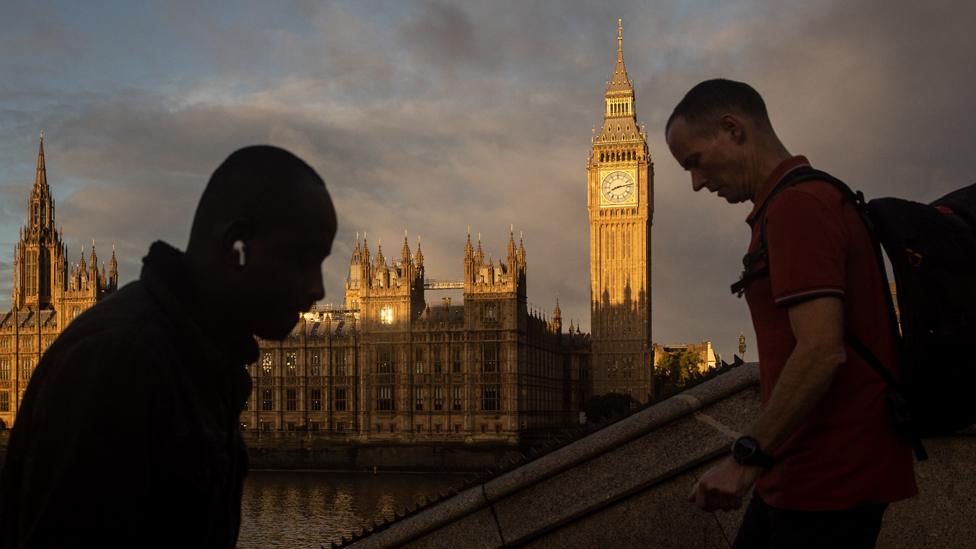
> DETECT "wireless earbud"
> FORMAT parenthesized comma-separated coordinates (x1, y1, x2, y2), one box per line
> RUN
(232, 240, 246, 267)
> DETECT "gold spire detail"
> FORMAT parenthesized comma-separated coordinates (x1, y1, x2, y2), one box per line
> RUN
(34, 130, 49, 192)
(606, 19, 633, 93)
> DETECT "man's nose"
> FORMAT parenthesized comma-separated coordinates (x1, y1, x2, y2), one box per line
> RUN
(691, 171, 707, 192)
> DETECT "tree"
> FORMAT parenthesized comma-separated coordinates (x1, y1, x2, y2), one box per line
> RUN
(653, 349, 703, 397)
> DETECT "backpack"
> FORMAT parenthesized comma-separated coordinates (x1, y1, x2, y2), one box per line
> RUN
(732, 166, 976, 461)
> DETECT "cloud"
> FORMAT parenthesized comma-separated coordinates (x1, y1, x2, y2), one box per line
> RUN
(0, 0, 973, 361)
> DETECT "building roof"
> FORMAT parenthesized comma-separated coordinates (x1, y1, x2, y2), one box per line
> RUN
(0, 310, 57, 330)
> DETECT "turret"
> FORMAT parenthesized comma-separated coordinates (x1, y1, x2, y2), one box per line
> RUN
(400, 231, 412, 265)
(553, 299, 562, 334)
(351, 233, 362, 265)
(474, 233, 484, 266)
(89, 240, 98, 277)
(414, 236, 424, 269)
(109, 244, 118, 288)
(506, 226, 517, 267)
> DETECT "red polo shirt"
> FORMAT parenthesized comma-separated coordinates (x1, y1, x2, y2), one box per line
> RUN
(745, 156, 917, 511)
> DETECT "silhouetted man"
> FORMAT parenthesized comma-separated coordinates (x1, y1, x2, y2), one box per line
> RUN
(0, 146, 337, 548)
(665, 80, 915, 548)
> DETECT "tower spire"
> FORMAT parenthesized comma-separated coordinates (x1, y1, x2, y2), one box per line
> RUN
(109, 243, 118, 286)
(35, 130, 48, 189)
(606, 19, 633, 94)
(414, 235, 424, 267)
(617, 18, 623, 57)
(401, 229, 412, 263)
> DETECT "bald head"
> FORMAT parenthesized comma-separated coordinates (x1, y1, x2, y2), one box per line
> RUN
(186, 145, 338, 340)
(188, 145, 333, 247)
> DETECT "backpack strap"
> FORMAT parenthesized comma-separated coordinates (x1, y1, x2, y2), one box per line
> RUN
(733, 166, 928, 460)
(731, 167, 855, 297)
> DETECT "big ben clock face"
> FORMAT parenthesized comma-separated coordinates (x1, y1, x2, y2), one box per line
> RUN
(601, 171, 635, 205)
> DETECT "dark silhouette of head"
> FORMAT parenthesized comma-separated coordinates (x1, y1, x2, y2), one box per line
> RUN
(665, 79, 789, 204)
(665, 78, 772, 136)
(185, 145, 337, 340)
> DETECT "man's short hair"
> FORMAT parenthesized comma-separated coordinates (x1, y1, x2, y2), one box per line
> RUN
(189, 145, 328, 246)
(666, 79, 772, 134)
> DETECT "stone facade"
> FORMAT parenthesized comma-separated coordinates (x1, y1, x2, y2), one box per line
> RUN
(587, 20, 654, 402)
(0, 133, 118, 427)
(243, 232, 591, 443)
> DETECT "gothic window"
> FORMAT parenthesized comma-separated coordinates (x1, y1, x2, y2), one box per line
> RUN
(310, 351, 321, 376)
(261, 352, 273, 378)
(334, 388, 347, 411)
(452, 385, 463, 411)
(285, 352, 298, 377)
(481, 384, 499, 411)
(309, 389, 322, 411)
(335, 350, 347, 377)
(451, 347, 462, 373)
(434, 386, 444, 411)
(415, 387, 424, 411)
(482, 303, 497, 323)
(261, 389, 273, 411)
(285, 389, 297, 411)
(0, 359, 9, 381)
(377, 385, 394, 411)
(377, 345, 393, 374)
(433, 348, 443, 374)
(415, 348, 424, 374)
(482, 344, 498, 373)
(21, 359, 32, 381)
(0, 391, 8, 412)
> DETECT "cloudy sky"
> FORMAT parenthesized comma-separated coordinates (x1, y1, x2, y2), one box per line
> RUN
(1, 0, 973, 360)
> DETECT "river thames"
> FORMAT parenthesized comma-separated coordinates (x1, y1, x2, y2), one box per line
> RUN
(238, 470, 471, 548)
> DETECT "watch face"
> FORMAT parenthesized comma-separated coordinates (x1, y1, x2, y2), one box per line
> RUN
(601, 171, 635, 203)
(732, 437, 758, 463)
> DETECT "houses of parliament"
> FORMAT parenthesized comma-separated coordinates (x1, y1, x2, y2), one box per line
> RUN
(0, 22, 661, 441)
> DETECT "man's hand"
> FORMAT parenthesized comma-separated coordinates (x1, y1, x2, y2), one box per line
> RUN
(688, 457, 761, 512)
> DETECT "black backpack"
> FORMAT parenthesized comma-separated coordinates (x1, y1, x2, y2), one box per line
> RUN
(732, 167, 976, 461)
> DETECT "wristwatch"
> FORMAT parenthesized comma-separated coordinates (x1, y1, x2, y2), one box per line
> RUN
(731, 436, 774, 469)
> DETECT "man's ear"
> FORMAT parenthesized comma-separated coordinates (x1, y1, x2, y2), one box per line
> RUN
(720, 114, 746, 144)
(221, 218, 254, 268)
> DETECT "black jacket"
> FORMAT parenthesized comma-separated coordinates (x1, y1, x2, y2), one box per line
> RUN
(0, 242, 255, 548)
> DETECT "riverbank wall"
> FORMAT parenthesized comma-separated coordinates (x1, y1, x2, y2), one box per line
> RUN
(0, 430, 523, 473)
(244, 433, 521, 472)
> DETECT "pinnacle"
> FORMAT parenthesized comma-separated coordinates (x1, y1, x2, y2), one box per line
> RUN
(606, 19, 633, 94)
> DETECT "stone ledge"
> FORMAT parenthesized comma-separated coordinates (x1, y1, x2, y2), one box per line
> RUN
(343, 364, 759, 547)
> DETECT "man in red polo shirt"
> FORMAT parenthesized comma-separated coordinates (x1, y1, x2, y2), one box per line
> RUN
(665, 79, 916, 548)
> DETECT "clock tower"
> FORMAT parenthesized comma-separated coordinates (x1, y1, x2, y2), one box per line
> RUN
(587, 19, 654, 403)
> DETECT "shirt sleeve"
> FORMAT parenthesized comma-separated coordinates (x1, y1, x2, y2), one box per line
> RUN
(765, 185, 849, 306)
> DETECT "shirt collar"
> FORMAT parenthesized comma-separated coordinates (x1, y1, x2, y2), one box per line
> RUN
(746, 155, 811, 226)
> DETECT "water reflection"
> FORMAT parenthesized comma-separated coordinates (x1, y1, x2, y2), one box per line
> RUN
(239, 471, 469, 548)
